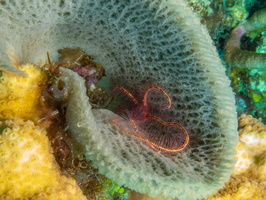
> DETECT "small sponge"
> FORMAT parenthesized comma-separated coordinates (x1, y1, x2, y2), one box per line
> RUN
(0, 118, 86, 200)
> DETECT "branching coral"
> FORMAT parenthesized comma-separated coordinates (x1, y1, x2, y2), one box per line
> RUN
(0, 118, 86, 200)
(225, 8, 266, 69)
(0, 64, 47, 121)
(207, 114, 266, 200)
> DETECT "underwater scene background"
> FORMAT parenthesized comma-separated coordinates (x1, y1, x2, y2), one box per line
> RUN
(0, 0, 265, 200)
(188, 0, 266, 123)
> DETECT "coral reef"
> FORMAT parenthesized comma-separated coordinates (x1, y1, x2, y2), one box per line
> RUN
(186, 1, 266, 124)
(0, 64, 47, 121)
(237, 114, 266, 175)
(57, 48, 105, 87)
(42, 48, 110, 108)
(40, 78, 128, 199)
(211, 6, 266, 123)
(230, 66, 266, 123)
(23, 0, 238, 198)
(256, 30, 266, 53)
(0, 0, 250, 199)
(0, 118, 86, 200)
(187, 0, 213, 17)
(208, 176, 266, 200)
(0, 59, 127, 199)
(188, 0, 248, 53)
(207, 114, 266, 200)
(225, 8, 266, 69)
(129, 191, 169, 200)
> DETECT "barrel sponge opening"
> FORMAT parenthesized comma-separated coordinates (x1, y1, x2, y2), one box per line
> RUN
(0, 0, 238, 199)
(61, 65, 237, 200)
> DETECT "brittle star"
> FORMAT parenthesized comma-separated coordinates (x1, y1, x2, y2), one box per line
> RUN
(112, 85, 189, 153)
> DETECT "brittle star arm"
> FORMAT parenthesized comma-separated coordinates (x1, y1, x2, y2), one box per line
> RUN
(112, 117, 189, 153)
(113, 85, 138, 105)
(147, 114, 189, 151)
(143, 86, 172, 109)
(111, 118, 144, 140)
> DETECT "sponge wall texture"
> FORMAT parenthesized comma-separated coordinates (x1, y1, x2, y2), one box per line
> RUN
(0, 0, 238, 200)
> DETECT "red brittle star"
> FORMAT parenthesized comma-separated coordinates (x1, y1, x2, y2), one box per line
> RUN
(112, 85, 189, 153)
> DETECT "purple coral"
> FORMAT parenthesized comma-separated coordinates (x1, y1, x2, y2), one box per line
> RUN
(57, 48, 105, 87)
(72, 65, 100, 86)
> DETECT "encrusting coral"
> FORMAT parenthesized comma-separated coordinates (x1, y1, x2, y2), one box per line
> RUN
(236, 114, 266, 186)
(0, 118, 86, 200)
(0, 49, 129, 199)
(0, 62, 89, 199)
(207, 114, 266, 200)
(0, 64, 47, 121)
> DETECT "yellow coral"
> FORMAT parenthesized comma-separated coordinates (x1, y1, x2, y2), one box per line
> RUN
(0, 64, 47, 121)
(0, 118, 86, 200)
(207, 176, 266, 200)
(237, 114, 266, 181)
(207, 114, 266, 200)
(234, 142, 253, 175)
(238, 114, 266, 154)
